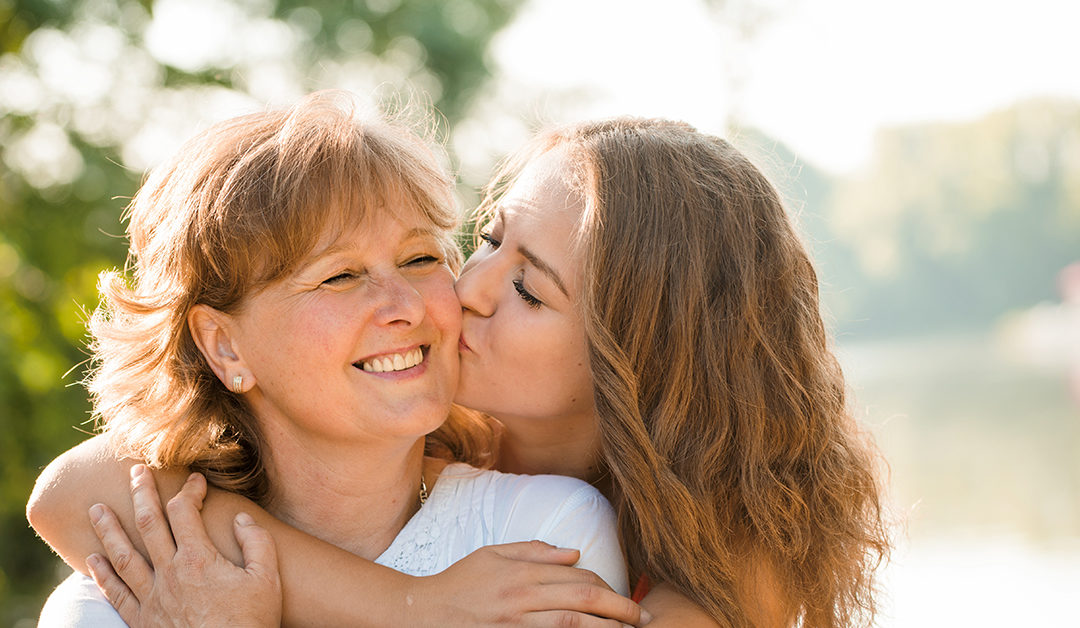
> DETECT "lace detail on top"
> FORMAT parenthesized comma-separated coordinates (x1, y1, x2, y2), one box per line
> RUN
(370, 462, 629, 596)
(375, 463, 471, 575)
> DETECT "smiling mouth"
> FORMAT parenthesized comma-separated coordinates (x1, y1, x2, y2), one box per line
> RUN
(356, 346, 425, 373)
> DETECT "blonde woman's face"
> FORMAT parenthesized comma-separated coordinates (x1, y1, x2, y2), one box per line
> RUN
(454, 150, 596, 432)
(230, 208, 461, 445)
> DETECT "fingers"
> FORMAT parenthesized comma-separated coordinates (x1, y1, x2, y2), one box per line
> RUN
(488, 540, 582, 566)
(89, 503, 155, 601)
(526, 581, 646, 627)
(87, 553, 141, 625)
(234, 512, 281, 587)
(468, 542, 644, 624)
(166, 472, 216, 551)
(129, 464, 176, 566)
(525, 609, 636, 628)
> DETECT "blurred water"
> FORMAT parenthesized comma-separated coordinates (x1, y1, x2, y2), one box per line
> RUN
(837, 331, 1080, 626)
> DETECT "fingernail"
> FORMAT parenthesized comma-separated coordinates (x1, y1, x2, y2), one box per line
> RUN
(86, 553, 104, 573)
(235, 511, 254, 527)
(130, 464, 146, 479)
(187, 472, 200, 483)
(89, 504, 105, 524)
(640, 609, 654, 625)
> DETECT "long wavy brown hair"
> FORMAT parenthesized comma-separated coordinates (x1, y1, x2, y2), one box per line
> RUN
(86, 90, 495, 502)
(479, 118, 890, 627)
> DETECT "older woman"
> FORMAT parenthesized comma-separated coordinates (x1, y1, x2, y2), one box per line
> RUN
(33, 117, 890, 627)
(29, 91, 630, 627)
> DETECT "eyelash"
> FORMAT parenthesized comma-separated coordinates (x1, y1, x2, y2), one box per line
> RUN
(322, 255, 440, 285)
(480, 231, 542, 309)
(513, 278, 543, 309)
(406, 255, 440, 267)
(323, 272, 355, 284)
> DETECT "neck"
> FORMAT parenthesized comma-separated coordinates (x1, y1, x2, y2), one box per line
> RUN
(258, 422, 427, 560)
(493, 410, 608, 494)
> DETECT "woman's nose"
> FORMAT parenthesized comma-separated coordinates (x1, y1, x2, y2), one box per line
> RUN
(455, 252, 497, 317)
(371, 272, 425, 328)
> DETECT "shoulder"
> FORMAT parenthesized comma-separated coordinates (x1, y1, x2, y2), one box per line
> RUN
(440, 463, 610, 514)
(433, 464, 629, 595)
(439, 464, 615, 542)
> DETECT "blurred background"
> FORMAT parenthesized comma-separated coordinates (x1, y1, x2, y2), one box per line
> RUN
(2, 0, 1077, 625)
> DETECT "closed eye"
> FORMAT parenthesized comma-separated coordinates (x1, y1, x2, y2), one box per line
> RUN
(513, 278, 543, 309)
(323, 272, 357, 285)
(405, 255, 440, 267)
(478, 232, 501, 249)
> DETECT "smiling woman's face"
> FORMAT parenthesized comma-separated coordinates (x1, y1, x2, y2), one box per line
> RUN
(227, 207, 462, 446)
(454, 148, 596, 433)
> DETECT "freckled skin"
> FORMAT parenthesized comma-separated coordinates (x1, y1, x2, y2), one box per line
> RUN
(231, 211, 461, 447)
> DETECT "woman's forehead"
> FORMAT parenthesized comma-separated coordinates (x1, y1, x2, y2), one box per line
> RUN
(316, 202, 447, 250)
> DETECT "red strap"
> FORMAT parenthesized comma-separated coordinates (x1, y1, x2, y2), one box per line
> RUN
(631, 573, 652, 603)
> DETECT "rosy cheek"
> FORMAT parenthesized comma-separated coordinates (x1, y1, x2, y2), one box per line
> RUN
(425, 275, 463, 331)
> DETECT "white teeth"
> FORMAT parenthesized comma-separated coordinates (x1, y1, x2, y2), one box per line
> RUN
(360, 348, 423, 373)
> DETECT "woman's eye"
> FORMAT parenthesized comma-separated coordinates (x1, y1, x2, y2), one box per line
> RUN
(513, 278, 543, 309)
(478, 232, 501, 249)
(323, 272, 356, 285)
(405, 255, 439, 267)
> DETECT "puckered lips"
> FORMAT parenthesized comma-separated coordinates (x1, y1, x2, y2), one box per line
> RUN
(354, 345, 426, 374)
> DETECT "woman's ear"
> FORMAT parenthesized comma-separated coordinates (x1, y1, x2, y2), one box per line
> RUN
(188, 304, 253, 393)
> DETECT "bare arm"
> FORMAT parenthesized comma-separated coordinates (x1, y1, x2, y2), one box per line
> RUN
(27, 436, 647, 627)
(27, 435, 190, 572)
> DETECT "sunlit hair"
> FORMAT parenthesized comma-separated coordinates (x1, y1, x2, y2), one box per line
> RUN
(87, 90, 495, 502)
(476, 118, 890, 627)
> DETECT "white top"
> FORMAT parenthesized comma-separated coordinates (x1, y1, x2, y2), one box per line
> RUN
(38, 464, 627, 626)
(37, 573, 126, 628)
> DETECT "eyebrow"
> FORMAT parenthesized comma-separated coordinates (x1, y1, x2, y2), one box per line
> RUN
(519, 245, 568, 297)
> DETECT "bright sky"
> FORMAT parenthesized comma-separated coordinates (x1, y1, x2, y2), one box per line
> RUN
(6, 0, 1078, 184)
(491, 0, 1080, 172)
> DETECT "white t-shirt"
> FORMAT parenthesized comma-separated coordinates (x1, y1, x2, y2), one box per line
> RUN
(38, 464, 628, 626)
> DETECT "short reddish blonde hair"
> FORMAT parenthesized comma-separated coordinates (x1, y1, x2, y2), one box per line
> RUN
(87, 90, 493, 500)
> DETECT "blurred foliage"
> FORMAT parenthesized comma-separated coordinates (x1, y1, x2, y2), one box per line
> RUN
(827, 99, 1080, 336)
(0, 0, 521, 623)
(744, 99, 1080, 339)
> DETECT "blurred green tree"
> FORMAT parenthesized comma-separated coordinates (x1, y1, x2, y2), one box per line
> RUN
(0, 0, 521, 622)
(828, 99, 1080, 337)
(733, 99, 1080, 341)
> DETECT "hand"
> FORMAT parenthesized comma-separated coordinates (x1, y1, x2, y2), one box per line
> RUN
(412, 541, 650, 627)
(85, 465, 282, 628)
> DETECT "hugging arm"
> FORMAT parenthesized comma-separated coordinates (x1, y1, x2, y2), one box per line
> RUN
(27, 435, 647, 627)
